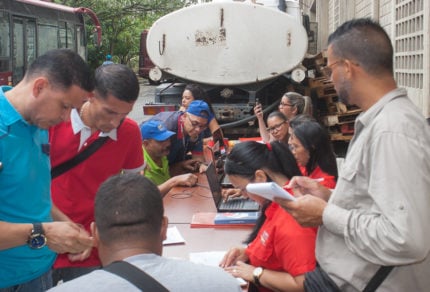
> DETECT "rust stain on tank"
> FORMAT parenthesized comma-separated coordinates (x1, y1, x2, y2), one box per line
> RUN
(287, 31, 291, 47)
(195, 28, 226, 46)
(194, 7, 226, 47)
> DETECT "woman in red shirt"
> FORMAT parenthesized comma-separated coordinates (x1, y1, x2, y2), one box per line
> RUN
(220, 141, 316, 292)
(288, 118, 338, 189)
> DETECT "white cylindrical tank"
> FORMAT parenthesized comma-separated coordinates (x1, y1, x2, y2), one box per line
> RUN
(146, 2, 308, 86)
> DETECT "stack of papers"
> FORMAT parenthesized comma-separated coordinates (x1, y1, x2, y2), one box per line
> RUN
(189, 251, 247, 286)
(162, 226, 186, 245)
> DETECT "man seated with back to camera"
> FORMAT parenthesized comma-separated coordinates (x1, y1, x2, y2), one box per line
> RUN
(149, 100, 211, 175)
(140, 120, 198, 196)
(47, 173, 242, 292)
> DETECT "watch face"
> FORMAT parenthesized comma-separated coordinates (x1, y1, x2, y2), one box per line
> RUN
(29, 234, 46, 249)
(253, 267, 263, 277)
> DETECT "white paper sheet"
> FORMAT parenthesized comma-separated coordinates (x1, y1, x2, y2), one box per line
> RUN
(163, 226, 186, 245)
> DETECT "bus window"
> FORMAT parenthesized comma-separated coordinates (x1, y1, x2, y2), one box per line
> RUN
(26, 20, 36, 71)
(11, 17, 37, 85)
(58, 21, 75, 50)
(67, 24, 76, 50)
(38, 23, 59, 55)
(76, 26, 86, 59)
(12, 18, 25, 84)
(0, 12, 10, 73)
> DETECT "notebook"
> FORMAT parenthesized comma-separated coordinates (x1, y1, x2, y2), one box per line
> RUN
(205, 162, 260, 212)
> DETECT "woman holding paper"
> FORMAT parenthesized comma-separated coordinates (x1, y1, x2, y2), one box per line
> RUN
(289, 119, 338, 189)
(219, 141, 316, 292)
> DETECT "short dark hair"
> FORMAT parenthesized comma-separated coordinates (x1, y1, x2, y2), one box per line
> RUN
(290, 120, 338, 179)
(94, 64, 139, 103)
(184, 83, 215, 114)
(94, 173, 163, 245)
(25, 49, 93, 91)
(328, 18, 393, 75)
(267, 111, 288, 122)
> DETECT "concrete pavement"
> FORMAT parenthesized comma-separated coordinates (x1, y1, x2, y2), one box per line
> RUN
(127, 78, 157, 125)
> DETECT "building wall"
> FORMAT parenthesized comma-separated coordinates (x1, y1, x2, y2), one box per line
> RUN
(304, 0, 429, 117)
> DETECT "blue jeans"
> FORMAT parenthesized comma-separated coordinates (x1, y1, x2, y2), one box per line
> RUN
(0, 270, 52, 292)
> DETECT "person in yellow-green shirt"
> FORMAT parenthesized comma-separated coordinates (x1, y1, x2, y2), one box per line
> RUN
(141, 120, 198, 196)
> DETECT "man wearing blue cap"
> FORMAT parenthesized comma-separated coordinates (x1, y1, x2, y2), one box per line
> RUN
(141, 120, 198, 196)
(148, 100, 211, 175)
(102, 54, 114, 65)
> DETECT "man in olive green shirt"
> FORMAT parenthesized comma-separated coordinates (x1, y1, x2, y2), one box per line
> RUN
(141, 120, 197, 196)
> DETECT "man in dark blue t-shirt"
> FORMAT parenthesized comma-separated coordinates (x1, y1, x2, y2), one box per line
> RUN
(149, 100, 210, 175)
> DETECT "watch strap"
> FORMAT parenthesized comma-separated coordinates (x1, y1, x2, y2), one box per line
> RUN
(32, 223, 44, 235)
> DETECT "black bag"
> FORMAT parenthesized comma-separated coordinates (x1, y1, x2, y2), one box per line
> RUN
(304, 265, 394, 292)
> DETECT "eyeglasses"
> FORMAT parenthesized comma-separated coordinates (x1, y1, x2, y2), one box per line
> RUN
(321, 60, 344, 78)
(187, 115, 207, 130)
(279, 102, 293, 107)
(266, 121, 286, 133)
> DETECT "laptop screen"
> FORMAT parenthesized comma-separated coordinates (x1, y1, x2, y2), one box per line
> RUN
(205, 162, 223, 206)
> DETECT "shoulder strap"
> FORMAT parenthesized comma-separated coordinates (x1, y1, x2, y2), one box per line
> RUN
(104, 261, 169, 292)
(51, 136, 109, 179)
(362, 266, 394, 292)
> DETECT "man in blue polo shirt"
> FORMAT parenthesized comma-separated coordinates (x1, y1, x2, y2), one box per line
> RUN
(149, 100, 210, 175)
(141, 120, 198, 196)
(0, 49, 94, 291)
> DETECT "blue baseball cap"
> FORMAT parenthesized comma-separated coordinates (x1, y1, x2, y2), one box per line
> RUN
(186, 100, 210, 120)
(141, 120, 175, 141)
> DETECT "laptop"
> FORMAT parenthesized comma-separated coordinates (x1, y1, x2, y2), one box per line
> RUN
(203, 142, 233, 188)
(205, 162, 260, 212)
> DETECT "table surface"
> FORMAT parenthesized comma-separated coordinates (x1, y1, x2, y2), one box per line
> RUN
(162, 174, 253, 258)
(162, 174, 253, 290)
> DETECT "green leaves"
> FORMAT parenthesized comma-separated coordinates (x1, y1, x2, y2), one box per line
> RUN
(56, 0, 188, 69)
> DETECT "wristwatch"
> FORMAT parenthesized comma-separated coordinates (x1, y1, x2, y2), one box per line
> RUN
(27, 223, 47, 249)
(253, 267, 264, 286)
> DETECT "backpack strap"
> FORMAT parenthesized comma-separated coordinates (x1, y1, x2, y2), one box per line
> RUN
(104, 261, 169, 292)
(362, 266, 394, 292)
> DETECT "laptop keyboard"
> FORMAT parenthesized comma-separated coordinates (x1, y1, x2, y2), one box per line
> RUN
(220, 197, 258, 210)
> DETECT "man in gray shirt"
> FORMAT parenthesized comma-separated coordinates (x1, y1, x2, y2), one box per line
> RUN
(48, 173, 241, 292)
(277, 18, 430, 291)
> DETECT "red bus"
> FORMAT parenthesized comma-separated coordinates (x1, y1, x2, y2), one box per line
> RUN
(0, 0, 101, 85)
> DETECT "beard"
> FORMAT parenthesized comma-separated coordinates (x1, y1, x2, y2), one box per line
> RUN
(336, 76, 353, 105)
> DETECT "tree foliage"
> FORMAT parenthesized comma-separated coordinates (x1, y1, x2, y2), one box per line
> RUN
(55, 0, 193, 69)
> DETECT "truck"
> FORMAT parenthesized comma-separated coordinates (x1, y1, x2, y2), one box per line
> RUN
(140, 0, 314, 137)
